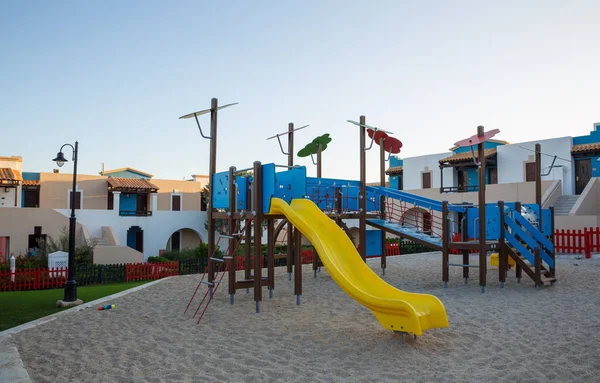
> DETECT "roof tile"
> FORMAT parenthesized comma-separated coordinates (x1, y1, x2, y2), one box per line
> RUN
(439, 148, 497, 165)
(385, 166, 403, 175)
(0, 168, 22, 183)
(572, 143, 600, 153)
(107, 177, 159, 191)
(22, 180, 40, 187)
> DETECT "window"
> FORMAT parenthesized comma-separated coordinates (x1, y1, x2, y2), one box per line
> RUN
(422, 172, 432, 189)
(398, 175, 404, 190)
(171, 194, 181, 211)
(200, 192, 207, 212)
(23, 189, 40, 208)
(108, 192, 114, 210)
(69, 191, 81, 210)
(489, 168, 498, 185)
(525, 162, 536, 182)
(171, 232, 181, 251)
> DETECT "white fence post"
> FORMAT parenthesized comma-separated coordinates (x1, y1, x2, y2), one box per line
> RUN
(10, 255, 15, 282)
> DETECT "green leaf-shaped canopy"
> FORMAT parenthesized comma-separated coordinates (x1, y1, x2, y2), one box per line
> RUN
(297, 134, 332, 157)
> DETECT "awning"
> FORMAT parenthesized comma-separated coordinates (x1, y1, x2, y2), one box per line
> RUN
(439, 149, 497, 167)
(385, 166, 403, 176)
(107, 177, 159, 192)
(572, 143, 600, 154)
(0, 168, 22, 186)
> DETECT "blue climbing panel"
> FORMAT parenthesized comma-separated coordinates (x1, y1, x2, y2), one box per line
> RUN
(466, 205, 501, 240)
(211, 171, 230, 209)
(274, 166, 307, 205)
(365, 230, 383, 257)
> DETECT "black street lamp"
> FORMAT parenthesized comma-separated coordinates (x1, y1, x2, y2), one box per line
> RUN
(53, 141, 79, 303)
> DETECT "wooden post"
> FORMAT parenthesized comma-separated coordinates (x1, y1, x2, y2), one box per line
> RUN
(379, 136, 387, 274)
(439, 165, 444, 193)
(245, 178, 252, 280)
(294, 228, 302, 304)
(550, 205, 556, 277)
(287, 123, 294, 278)
(267, 219, 275, 294)
(252, 161, 263, 310)
(442, 201, 449, 286)
(359, 115, 367, 262)
(534, 247, 542, 288)
(515, 201, 522, 282)
(462, 216, 469, 282)
(477, 126, 487, 292)
(535, 143, 542, 230)
(317, 143, 322, 178)
(498, 200, 506, 286)
(207, 98, 219, 286)
(228, 166, 236, 296)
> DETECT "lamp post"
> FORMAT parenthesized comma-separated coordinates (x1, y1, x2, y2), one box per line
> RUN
(52, 141, 79, 303)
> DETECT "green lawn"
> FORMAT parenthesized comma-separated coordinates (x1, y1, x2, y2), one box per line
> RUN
(0, 281, 149, 332)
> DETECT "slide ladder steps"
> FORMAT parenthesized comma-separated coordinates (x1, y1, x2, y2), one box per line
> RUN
(507, 248, 556, 285)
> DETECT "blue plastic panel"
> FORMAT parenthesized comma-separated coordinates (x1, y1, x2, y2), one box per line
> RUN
(236, 175, 248, 210)
(466, 206, 501, 240)
(365, 230, 383, 257)
(541, 209, 552, 236)
(262, 163, 276, 213)
(274, 166, 307, 204)
(212, 171, 231, 209)
(306, 177, 361, 212)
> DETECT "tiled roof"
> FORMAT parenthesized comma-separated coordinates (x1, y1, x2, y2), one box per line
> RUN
(101, 167, 154, 178)
(571, 143, 600, 153)
(439, 148, 497, 165)
(0, 168, 22, 184)
(22, 180, 40, 187)
(107, 177, 159, 191)
(385, 166, 403, 176)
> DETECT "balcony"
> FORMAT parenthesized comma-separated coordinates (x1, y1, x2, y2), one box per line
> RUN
(119, 210, 153, 217)
(440, 185, 479, 193)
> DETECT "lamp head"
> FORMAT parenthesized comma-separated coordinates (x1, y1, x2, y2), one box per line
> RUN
(52, 152, 67, 167)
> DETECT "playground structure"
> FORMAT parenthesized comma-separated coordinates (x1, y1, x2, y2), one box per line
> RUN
(180, 98, 557, 340)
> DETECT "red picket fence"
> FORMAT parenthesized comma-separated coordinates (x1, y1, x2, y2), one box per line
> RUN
(0, 267, 67, 292)
(386, 243, 401, 256)
(554, 228, 600, 258)
(125, 261, 179, 282)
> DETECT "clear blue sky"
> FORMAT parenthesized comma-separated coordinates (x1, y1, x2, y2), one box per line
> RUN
(2, 0, 599, 182)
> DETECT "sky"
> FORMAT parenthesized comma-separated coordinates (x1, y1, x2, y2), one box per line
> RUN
(1, 0, 599, 182)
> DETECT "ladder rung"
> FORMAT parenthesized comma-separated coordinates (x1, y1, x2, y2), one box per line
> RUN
(220, 235, 234, 239)
(200, 281, 214, 286)
(211, 257, 225, 263)
(232, 232, 243, 236)
(448, 263, 480, 268)
(223, 256, 233, 260)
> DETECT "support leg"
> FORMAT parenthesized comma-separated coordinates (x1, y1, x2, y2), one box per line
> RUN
(230, 294, 234, 305)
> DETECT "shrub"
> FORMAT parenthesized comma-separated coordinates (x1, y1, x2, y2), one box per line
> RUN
(36, 226, 97, 267)
(147, 256, 170, 263)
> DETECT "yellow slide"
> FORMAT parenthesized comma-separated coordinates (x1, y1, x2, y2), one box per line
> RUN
(269, 198, 449, 336)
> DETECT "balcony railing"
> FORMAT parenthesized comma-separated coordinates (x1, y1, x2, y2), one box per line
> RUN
(440, 185, 479, 193)
(119, 210, 153, 217)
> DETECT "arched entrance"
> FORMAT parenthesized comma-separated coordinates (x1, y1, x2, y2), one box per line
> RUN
(127, 226, 143, 253)
(165, 228, 203, 252)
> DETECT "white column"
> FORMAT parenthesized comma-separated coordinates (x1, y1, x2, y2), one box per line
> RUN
(112, 191, 121, 216)
(16, 185, 22, 208)
(151, 193, 158, 212)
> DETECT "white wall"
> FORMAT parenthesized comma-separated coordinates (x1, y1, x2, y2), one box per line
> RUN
(0, 187, 16, 207)
(403, 152, 453, 190)
(496, 137, 573, 195)
(54, 208, 210, 261)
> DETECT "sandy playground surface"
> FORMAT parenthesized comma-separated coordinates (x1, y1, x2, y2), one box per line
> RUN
(8, 252, 600, 382)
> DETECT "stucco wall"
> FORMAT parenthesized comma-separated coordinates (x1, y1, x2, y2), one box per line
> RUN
(0, 207, 81, 257)
(54, 208, 209, 260)
(94, 245, 144, 265)
(151, 179, 205, 211)
(404, 180, 554, 205)
(0, 187, 17, 208)
(403, 152, 453, 190)
(496, 137, 573, 195)
(39, 172, 109, 210)
(0, 156, 22, 171)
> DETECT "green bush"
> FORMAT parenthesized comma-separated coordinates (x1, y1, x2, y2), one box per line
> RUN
(159, 243, 223, 262)
(147, 256, 170, 263)
(35, 226, 97, 267)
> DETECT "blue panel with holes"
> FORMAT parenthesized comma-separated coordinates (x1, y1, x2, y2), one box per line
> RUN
(466, 206, 501, 240)
(236, 175, 248, 210)
(274, 166, 307, 205)
(262, 163, 276, 213)
(211, 171, 230, 209)
(365, 230, 383, 257)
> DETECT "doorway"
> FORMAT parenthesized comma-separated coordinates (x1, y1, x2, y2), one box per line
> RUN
(127, 226, 144, 253)
(422, 212, 432, 234)
(0, 236, 9, 262)
(23, 189, 40, 208)
(575, 159, 591, 195)
(136, 194, 148, 214)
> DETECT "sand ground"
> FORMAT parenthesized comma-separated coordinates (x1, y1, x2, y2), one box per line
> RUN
(9, 253, 600, 382)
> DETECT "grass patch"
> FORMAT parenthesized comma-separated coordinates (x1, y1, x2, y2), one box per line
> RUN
(0, 281, 149, 332)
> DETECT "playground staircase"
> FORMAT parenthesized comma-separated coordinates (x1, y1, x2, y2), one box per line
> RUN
(503, 207, 556, 287)
(553, 195, 579, 216)
(365, 186, 466, 251)
(366, 219, 443, 250)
